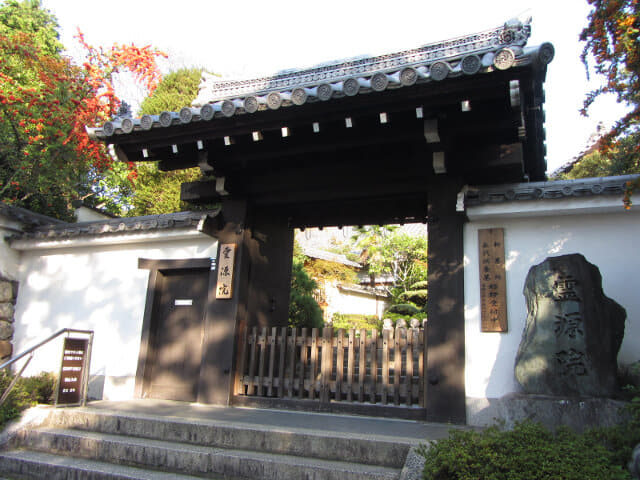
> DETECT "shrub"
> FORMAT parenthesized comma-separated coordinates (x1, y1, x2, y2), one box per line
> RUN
(398, 289, 428, 305)
(331, 313, 383, 333)
(19, 371, 56, 404)
(0, 370, 56, 429)
(289, 259, 324, 329)
(385, 303, 421, 316)
(418, 421, 630, 480)
(410, 280, 429, 290)
(587, 383, 640, 470)
(383, 312, 428, 324)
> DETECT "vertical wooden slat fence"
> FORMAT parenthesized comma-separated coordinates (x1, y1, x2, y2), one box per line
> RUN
(235, 324, 427, 407)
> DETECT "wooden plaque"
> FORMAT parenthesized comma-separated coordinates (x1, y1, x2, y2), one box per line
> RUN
(57, 337, 89, 405)
(478, 228, 508, 332)
(216, 243, 236, 299)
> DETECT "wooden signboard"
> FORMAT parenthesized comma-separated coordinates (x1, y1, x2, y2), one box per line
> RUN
(56, 337, 89, 405)
(478, 228, 508, 332)
(216, 243, 236, 299)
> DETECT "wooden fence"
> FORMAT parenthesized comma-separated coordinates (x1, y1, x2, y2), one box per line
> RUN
(235, 324, 427, 407)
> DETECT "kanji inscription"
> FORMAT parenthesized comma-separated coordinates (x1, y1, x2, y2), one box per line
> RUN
(216, 243, 236, 299)
(478, 228, 507, 332)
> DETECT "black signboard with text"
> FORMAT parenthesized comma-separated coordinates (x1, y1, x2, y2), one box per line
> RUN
(56, 337, 89, 405)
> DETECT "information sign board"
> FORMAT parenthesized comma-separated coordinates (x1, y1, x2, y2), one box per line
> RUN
(57, 337, 89, 405)
(478, 228, 508, 332)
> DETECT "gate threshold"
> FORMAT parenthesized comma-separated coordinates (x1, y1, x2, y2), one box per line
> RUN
(81, 399, 470, 442)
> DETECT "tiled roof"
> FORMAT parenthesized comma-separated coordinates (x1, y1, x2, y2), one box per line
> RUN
(91, 18, 554, 139)
(302, 246, 362, 268)
(465, 174, 639, 205)
(0, 204, 65, 229)
(9, 210, 220, 242)
(337, 283, 390, 298)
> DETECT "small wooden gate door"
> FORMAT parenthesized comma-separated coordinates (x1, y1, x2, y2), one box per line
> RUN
(147, 268, 208, 402)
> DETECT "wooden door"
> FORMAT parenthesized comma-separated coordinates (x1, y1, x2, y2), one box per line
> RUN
(147, 268, 209, 402)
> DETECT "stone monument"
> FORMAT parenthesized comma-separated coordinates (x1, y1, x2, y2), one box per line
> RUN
(515, 254, 626, 397)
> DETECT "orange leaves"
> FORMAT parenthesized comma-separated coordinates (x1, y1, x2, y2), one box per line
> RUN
(1, 20, 164, 217)
(581, 0, 640, 155)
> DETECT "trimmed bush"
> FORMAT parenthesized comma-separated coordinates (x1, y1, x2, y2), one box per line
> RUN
(418, 421, 630, 480)
(398, 289, 428, 305)
(383, 312, 428, 324)
(331, 313, 383, 333)
(385, 303, 421, 316)
(410, 280, 429, 290)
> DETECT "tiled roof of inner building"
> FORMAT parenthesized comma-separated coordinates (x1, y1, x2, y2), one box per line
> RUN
(0, 203, 65, 228)
(90, 18, 554, 139)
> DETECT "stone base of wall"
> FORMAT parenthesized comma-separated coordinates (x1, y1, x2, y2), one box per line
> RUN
(0, 276, 18, 362)
(467, 393, 629, 431)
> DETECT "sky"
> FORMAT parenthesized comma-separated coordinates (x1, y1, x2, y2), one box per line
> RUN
(41, 0, 628, 175)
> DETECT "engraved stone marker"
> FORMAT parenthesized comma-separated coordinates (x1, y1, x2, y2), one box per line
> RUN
(515, 254, 626, 397)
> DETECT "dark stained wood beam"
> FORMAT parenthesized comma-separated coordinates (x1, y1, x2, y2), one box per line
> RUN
(111, 69, 524, 153)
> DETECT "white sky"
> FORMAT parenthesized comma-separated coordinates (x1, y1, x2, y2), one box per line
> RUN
(41, 0, 628, 175)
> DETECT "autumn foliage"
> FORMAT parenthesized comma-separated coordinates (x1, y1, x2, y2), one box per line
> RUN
(0, 2, 165, 219)
(580, 0, 640, 207)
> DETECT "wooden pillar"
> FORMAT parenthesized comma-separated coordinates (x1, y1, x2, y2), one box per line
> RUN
(426, 180, 466, 424)
(245, 207, 294, 328)
(197, 199, 249, 405)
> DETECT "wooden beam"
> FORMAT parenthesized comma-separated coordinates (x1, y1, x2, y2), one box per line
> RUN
(111, 70, 521, 151)
(181, 180, 223, 204)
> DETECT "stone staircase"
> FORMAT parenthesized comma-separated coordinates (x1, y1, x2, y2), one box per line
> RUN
(0, 402, 440, 480)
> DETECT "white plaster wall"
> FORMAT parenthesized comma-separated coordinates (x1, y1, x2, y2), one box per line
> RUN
(74, 206, 113, 222)
(12, 236, 217, 400)
(464, 197, 640, 407)
(324, 283, 389, 321)
(0, 219, 24, 281)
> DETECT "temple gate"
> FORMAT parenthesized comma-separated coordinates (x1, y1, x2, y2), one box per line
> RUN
(91, 18, 553, 423)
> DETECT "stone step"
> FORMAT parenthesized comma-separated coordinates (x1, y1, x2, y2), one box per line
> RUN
(0, 450, 213, 480)
(41, 408, 412, 468)
(13, 428, 402, 480)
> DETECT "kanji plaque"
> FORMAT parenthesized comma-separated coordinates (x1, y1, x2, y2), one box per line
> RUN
(478, 228, 508, 332)
(216, 243, 236, 299)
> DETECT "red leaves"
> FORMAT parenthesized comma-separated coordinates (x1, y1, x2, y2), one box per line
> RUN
(1, 23, 165, 215)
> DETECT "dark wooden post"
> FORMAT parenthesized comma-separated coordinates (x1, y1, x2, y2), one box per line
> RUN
(198, 199, 249, 405)
(426, 180, 466, 424)
(245, 208, 294, 328)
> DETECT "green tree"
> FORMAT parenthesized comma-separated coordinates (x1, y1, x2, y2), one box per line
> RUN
(138, 67, 203, 114)
(556, 131, 640, 180)
(128, 68, 206, 216)
(289, 258, 324, 329)
(0, 0, 62, 56)
(383, 233, 428, 293)
(351, 227, 428, 306)
(351, 225, 397, 285)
